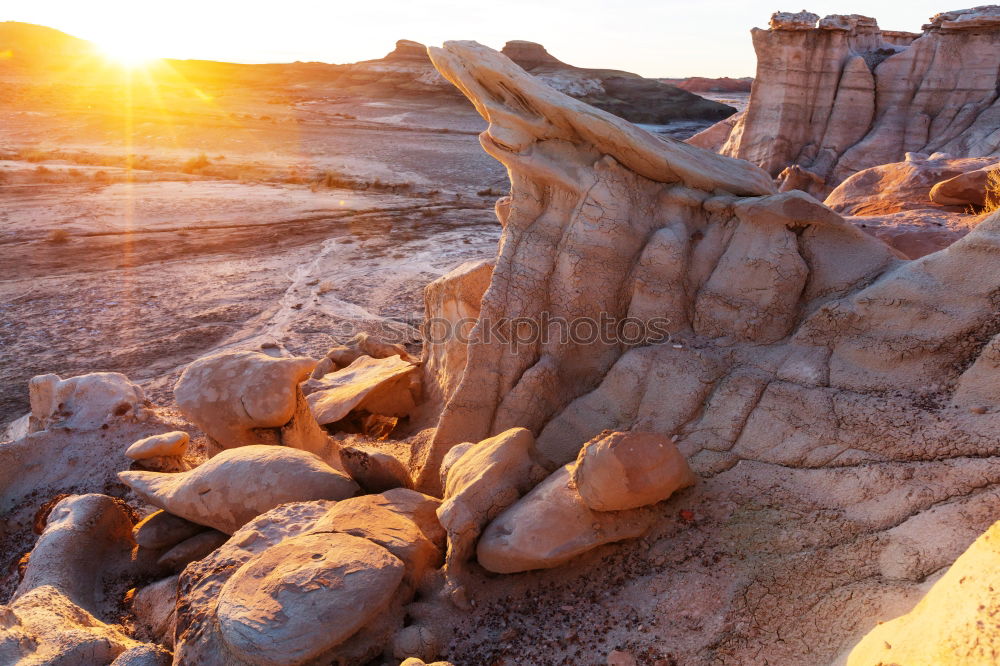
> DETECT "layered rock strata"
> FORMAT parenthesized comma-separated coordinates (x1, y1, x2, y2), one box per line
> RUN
(715, 7, 1000, 194)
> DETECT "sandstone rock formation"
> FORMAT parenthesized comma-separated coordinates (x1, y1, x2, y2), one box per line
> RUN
(133, 575, 179, 648)
(716, 7, 1000, 195)
(309, 489, 445, 589)
(173, 350, 325, 452)
(685, 110, 744, 152)
(13, 494, 135, 613)
(309, 332, 420, 381)
(174, 494, 443, 665)
(133, 510, 207, 550)
(156, 529, 229, 570)
(477, 465, 657, 573)
(824, 153, 997, 216)
(421, 258, 494, 408)
(28, 371, 147, 432)
(572, 431, 695, 511)
(418, 41, 1000, 661)
(118, 445, 358, 534)
(0, 371, 196, 632)
(2, 494, 167, 664)
(306, 354, 419, 425)
(823, 152, 997, 257)
(0, 586, 164, 665)
(126, 431, 191, 472)
(436, 427, 547, 577)
(126, 430, 190, 460)
(931, 163, 1000, 207)
(848, 519, 1000, 664)
(428, 38, 999, 467)
(218, 533, 404, 664)
(5, 27, 1000, 666)
(468, 431, 693, 574)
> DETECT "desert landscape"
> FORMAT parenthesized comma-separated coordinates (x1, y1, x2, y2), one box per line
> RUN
(1, 5, 1000, 666)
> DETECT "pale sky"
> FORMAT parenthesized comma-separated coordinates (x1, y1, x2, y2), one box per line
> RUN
(6, 0, 946, 77)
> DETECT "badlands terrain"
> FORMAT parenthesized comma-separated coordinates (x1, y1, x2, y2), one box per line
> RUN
(2, 6, 1000, 666)
(0, 24, 733, 426)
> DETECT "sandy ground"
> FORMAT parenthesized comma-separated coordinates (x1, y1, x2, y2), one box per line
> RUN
(0, 90, 510, 424)
(0, 78, 721, 424)
(0, 173, 500, 423)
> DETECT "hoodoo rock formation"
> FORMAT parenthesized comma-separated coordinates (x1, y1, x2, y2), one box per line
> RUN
(709, 7, 1000, 195)
(5, 28, 1000, 666)
(421, 40, 1000, 660)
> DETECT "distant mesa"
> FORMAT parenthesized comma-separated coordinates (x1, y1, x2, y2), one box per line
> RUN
(340, 38, 736, 125)
(0, 22, 735, 128)
(0, 21, 99, 67)
(500, 40, 568, 69)
(495, 39, 736, 125)
(659, 76, 753, 94)
(383, 39, 431, 62)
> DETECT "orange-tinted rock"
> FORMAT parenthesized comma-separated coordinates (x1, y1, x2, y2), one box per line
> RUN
(572, 431, 696, 511)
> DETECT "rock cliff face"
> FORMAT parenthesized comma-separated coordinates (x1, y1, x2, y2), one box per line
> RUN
(420, 42, 1000, 661)
(427, 40, 1000, 470)
(717, 7, 1000, 195)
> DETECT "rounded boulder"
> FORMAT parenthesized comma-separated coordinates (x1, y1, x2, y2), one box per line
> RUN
(217, 532, 405, 665)
(571, 431, 695, 512)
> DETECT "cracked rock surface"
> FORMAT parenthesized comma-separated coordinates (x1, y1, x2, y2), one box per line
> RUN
(418, 40, 1000, 664)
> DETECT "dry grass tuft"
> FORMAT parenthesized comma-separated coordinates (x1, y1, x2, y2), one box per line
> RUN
(983, 169, 1000, 214)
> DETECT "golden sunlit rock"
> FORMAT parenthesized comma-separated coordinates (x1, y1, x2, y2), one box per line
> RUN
(3, 6, 1000, 665)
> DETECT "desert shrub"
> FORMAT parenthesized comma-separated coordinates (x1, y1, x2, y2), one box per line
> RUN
(312, 170, 355, 190)
(130, 154, 154, 170)
(181, 153, 211, 173)
(984, 169, 1000, 214)
(46, 229, 70, 243)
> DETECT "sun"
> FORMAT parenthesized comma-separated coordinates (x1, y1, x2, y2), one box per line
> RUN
(95, 34, 159, 68)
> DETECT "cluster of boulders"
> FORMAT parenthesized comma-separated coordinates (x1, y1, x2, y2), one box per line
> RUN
(431, 427, 694, 598)
(0, 309, 699, 665)
(821, 152, 1000, 257)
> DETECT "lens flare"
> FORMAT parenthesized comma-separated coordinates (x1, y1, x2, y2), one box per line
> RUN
(95, 35, 158, 68)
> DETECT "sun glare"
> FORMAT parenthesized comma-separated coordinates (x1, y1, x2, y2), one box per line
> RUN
(96, 35, 158, 68)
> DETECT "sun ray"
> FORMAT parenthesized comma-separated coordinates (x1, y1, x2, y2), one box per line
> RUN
(94, 34, 158, 69)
